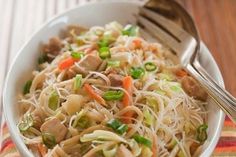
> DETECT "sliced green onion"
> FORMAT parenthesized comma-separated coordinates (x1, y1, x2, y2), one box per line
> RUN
(98, 38, 109, 48)
(76, 116, 89, 128)
(170, 84, 182, 92)
(48, 90, 59, 111)
(133, 135, 152, 148)
(103, 90, 124, 101)
(116, 124, 128, 135)
(25, 114, 34, 127)
(107, 119, 122, 130)
(73, 74, 82, 90)
(99, 47, 111, 59)
(38, 54, 49, 64)
(107, 60, 120, 68)
(143, 109, 154, 126)
(18, 122, 30, 132)
(18, 114, 34, 132)
(144, 62, 157, 71)
(42, 132, 57, 149)
(23, 80, 32, 95)
(130, 67, 145, 79)
(71, 51, 84, 59)
(122, 25, 139, 36)
(196, 124, 208, 143)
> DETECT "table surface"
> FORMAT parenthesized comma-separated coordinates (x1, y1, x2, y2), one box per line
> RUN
(0, 0, 236, 156)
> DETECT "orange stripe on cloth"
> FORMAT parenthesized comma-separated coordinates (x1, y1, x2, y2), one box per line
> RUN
(215, 146, 236, 152)
(224, 120, 236, 128)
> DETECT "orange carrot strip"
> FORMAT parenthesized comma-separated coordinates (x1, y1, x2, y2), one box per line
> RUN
(133, 39, 142, 49)
(122, 76, 133, 123)
(84, 83, 106, 106)
(152, 134, 158, 157)
(58, 57, 77, 70)
(122, 76, 133, 107)
(175, 69, 188, 78)
(37, 144, 47, 157)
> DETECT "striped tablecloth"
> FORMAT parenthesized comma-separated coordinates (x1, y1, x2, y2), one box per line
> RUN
(0, 0, 236, 156)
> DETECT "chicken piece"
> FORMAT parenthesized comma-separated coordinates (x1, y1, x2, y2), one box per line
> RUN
(40, 118, 67, 143)
(62, 94, 85, 116)
(115, 144, 134, 157)
(181, 76, 208, 101)
(108, 74, 123, 87)
(72, 54, 102, 76)
(31, 108, 47, 129)
(42, 37, 63, 55)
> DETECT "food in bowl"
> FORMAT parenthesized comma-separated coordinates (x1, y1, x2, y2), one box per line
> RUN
(17, 22, 208, 157)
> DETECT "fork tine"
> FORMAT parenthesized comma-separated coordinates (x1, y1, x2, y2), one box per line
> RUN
(139, 7, 188, 41)
(137, 15, 181, 53)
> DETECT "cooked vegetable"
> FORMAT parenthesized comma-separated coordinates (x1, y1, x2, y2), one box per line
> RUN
(98, 38, 109, 48)
(84, 83, 106, 106)
(144, 62, 157, 72)
(18, 114, 34, 132)
(133, 135, 152, 148)
(143, 109, 154, 126)
(42, 132, 57, 149)
(130, 67, 145, 79)
(122, 25, 138, 36)
(99, 47, 111, 59)
(107, 119, 128, 134)
(73, 74, 82, 90)
(103, 145, 117, 157)
(48, 90, 59, 111)
(103, 90, 124, 101)
(71, 51, 84, 59)
(23, 80, 32, 95)
(197, 124, 208, 143)
(107, 60, 120, 68)
(58, 57, 77, 70)
(80, 130, 127, 143)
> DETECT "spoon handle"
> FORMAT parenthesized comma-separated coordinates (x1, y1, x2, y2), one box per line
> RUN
(186, 63, 236, 124)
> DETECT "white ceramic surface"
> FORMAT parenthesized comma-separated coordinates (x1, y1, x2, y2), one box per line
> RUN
(3, 1, 225, 157)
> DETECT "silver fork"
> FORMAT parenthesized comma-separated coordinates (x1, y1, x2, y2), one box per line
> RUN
(137, 7, 236, 123)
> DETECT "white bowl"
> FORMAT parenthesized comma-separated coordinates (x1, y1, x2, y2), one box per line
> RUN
(3, 1, 225, 157)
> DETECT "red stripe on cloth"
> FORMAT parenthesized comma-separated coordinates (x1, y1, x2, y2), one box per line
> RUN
(215, 146, 236, 152)
(217, 140, 236, 147)
(224, 120, 236, 127)
(0, 142, 15, 153)
(0, 139, 14, 152)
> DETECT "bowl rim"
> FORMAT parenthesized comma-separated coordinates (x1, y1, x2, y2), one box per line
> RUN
(3, 1, 225, 157)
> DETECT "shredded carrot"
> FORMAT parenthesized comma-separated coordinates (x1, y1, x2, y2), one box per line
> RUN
(152, 134, 158, 157)
(175, 69, 188, 78)
(84, 83, 106, 106)
(37, 144, 47, 157)
(58, 57, 77, 70)
(133, 39, 142, 49)
(122, 76, 133, 123)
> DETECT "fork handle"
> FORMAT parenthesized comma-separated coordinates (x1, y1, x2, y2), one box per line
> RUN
(185, 63, 236, 124)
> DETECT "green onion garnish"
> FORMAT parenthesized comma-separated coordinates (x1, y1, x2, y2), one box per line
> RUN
(133, 134, 152, 148)
(107, 119, 122, 130)
(116, 124, 128, 134)
(103, 90, 124, 101)
(73, 74, 82, 90)
(18, 114, 34, 132)
(98, 38, 109, 48)
(107, 119, 128, 135)
(48, 90, 59, 111)
(23, 80, 32, 95)
(122, 25, 139, 36)
(130, 67, 145, 79)
(107, 60, 120, 68)
(42, 132, 57, 149)
(196, 124, 208, 143)
(38, 54, 49, 64)
(144, 62, 157, 71)
(71, 52, 84, 59)
(99, 47, 111, 59)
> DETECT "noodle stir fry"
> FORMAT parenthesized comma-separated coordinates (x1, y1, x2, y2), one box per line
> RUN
(17, 22, 208, 157)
